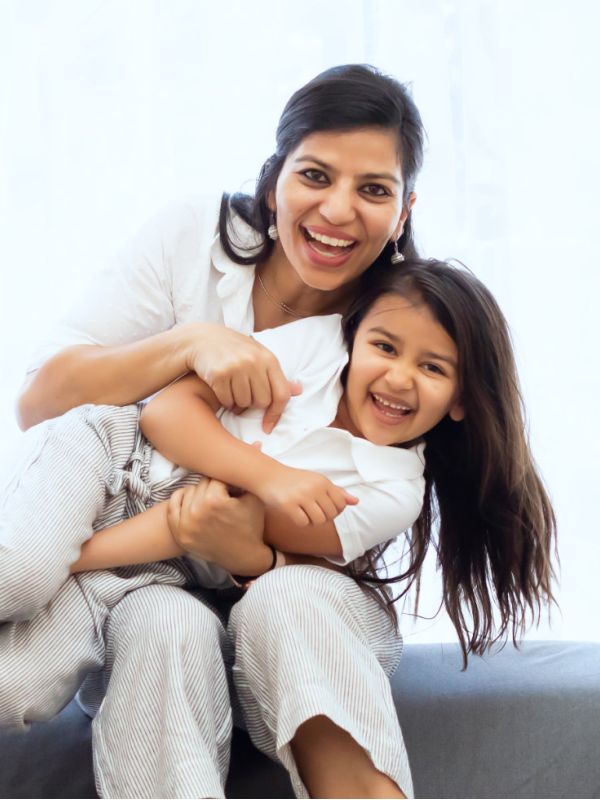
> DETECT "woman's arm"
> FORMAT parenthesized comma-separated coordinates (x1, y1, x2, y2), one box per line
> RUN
(18, 321, 296, 430)
(17, 326, 192, 430)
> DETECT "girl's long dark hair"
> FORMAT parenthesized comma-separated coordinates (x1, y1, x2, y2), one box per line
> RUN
(217, 64, 424, 271)
(341, 259, 557, 665)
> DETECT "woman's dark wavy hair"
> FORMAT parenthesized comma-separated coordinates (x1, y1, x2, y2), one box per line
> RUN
(218, 64, 424, 270)
(340, 259, 557, 665)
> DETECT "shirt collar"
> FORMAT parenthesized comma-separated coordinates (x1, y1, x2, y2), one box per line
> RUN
(349, 436, 426, 482)
(210, 211, 263, 332)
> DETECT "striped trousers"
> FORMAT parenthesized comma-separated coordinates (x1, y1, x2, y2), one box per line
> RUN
(0, 404, 413, 798)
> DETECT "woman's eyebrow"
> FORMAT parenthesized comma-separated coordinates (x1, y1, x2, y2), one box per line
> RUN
(367, 326, 457, 368)
(293, 156, 401, 185)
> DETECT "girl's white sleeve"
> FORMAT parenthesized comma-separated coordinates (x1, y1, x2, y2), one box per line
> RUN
(329, 476, 425, 565)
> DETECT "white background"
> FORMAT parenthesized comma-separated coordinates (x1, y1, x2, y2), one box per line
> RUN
(1, 0, 599, 644)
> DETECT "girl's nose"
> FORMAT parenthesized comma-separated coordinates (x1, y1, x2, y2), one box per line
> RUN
(386, 363, 415, 391)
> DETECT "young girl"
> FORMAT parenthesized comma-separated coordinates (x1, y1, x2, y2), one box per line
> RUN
(63, 257, 556, 666)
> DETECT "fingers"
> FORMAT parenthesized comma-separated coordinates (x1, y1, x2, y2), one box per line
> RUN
(289, 380, 303, 397)
(167, 487, 190, 546)
(316, 494, 339, 520)
(302, 502, 328, 526)
(342, 490, 360, 506)
(230, 372, 252, 410)
(167, 488, 184, 532)
(212, 376, 235, 410)
(286, 505, 312, 527)
(262, 368, 296, 434)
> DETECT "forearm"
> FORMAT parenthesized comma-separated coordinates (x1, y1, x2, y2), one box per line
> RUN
(70, 502, 184, 572)
(263, 508, 344, 557)
(16, 325, 196, 430)
(141, 382, 282, 495)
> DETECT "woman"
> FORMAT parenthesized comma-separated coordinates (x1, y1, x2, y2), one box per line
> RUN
(10, 64, 424, 798)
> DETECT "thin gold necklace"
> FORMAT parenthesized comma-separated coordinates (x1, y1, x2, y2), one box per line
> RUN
(256, 270, 309, 319)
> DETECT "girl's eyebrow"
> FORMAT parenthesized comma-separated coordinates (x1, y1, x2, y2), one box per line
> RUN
(367, 326, 458, 368)
(293, 156, 401, 185)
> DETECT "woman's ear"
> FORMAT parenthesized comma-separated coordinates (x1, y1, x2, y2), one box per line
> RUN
(393, 192, 417, 239)
(449, 401, 465, 422)
(267, 191, 276, 213)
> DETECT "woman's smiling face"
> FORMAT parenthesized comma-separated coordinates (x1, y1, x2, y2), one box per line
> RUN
(270, 128, 415, 292)
(336, 293, 465, 447)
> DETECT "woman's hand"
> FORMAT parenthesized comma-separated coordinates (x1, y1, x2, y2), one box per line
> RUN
(256, 464, 359, 527)
(166, 478, 273, 576)
(184, 323, 301, 433)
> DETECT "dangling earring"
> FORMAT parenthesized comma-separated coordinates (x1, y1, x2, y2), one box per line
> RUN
(390, 239, 404, 264)
(267, 213, 279, 241)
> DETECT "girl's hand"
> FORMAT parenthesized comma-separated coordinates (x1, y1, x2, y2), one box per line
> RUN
(167, 478, 273, 576)
(258, 465, 359, 527)
(184, 323, 301, 433)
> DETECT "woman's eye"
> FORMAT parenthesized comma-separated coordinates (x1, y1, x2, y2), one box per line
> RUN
(300, 169, 328, 183)
(362, 184, 390, 197)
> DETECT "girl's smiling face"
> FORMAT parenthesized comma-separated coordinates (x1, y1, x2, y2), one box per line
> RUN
(270, 128, 415, 292)
(336, 293, 465, 446)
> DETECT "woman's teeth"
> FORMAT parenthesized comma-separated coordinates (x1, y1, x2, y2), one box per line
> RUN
(372, 393, 412, 417)
(303, 227, 356, 255)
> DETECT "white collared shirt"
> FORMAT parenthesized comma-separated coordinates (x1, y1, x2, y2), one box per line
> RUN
(226, 315, 426, 565)
(150, 313, 425, 567)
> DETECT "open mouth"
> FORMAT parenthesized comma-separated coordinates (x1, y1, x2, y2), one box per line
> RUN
(302, 226, 357, 258)
(371, 393, 413, 420)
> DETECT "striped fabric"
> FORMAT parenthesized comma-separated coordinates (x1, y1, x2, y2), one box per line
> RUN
(230, 565, 413, 799)
(0, 403, 413, 798)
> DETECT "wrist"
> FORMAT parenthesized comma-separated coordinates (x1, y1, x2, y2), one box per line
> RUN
(244, 457, 285, 499)
(173, 322, 211, 373)
(231, 544, 286, 586)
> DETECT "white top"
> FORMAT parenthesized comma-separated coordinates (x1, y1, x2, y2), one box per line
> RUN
(150, 314, 425, 568)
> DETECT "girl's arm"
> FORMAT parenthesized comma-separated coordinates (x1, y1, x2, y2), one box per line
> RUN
(140, 374, 357, 528)
(263, 509, 343, 557)
(70, 502, 184, 573)
(70, 480, 274, 576)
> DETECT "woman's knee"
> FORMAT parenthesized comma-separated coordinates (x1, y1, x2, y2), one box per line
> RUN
(0, 550, 67, 621)
(108, 584, 226, 661)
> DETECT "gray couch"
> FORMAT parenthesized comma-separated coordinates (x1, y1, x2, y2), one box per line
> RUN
(1, 640, 599, 798)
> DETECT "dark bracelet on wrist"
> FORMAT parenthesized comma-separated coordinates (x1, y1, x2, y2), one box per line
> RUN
(231, 544, 278, 586)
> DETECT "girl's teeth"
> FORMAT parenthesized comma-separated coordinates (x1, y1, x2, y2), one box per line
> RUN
(373, 394, 411, 414)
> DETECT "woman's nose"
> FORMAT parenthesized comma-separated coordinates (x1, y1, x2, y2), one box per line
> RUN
(319, 185, 357, 225)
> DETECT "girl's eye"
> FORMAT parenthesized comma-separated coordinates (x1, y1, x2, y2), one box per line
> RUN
(423, 363, 445, 376)
(300, 169, 328, 184)
(374, 341, 396, 355)
(362, 183, 391, 197)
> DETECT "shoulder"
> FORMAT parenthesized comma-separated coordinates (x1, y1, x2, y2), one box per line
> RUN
(143, 193, 223, 252)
